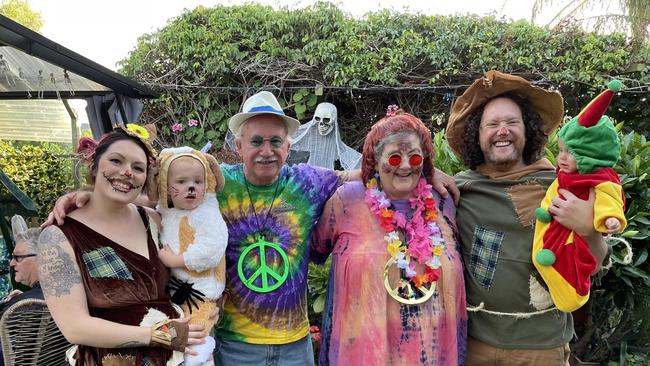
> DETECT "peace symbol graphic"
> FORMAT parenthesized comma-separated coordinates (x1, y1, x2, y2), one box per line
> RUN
(383, 256, 436, 305)
(237, 236, 290, 293)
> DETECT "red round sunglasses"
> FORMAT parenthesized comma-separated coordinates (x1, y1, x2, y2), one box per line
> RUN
(387, 154, 423, 167)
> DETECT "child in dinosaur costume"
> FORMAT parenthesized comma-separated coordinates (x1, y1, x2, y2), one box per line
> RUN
(533, 80, 627, 312)
(155, 146, 228, 366)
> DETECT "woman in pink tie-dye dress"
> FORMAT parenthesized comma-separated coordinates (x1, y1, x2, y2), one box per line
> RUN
(311, 108, 467, 366)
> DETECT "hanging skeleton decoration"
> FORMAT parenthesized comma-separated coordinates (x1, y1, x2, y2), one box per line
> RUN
(316, 104, 335, 136)
(290, 102, 361, 170)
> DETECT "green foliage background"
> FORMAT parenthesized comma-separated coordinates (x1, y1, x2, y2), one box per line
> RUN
(0, 141, 74, 220)
(120, 2, 649, 151)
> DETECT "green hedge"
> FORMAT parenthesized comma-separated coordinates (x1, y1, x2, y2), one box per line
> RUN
(120, 2, 649, 150)
(0, 141, 74, 220)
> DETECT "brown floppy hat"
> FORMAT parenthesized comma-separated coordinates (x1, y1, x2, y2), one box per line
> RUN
(445, 70, 564, 158)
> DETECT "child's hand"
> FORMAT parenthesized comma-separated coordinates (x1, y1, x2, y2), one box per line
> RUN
(158, 245, 185, 268)
(605, 217, 622, 234)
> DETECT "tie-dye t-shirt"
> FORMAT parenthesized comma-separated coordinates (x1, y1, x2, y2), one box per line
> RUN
(215, 163, 339, 344)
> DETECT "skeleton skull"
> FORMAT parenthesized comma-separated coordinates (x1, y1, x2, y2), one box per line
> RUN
(314, 103, 337, 136)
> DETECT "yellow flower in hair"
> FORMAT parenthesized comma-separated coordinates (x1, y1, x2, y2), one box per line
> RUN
(126, 124, 150, 140)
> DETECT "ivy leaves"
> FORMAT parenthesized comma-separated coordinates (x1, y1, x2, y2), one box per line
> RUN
(119, 3, 649, 153)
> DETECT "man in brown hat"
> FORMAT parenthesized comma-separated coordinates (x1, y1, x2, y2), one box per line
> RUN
(446, 70, 608, 365)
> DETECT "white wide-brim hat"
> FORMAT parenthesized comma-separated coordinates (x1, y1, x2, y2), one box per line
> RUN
(228, 91, 300, 135)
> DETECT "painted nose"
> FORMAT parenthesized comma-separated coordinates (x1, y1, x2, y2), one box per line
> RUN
(188, 186, 195, 193)
(497, 126, 509, 136)
(123, 168, 132, 177)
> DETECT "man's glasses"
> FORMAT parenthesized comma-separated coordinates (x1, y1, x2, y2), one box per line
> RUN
(11, 254, 36, 262)
(387, 154, 423, 167)
(249, 135, 285, 148)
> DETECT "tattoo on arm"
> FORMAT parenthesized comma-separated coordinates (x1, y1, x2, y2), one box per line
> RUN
(38, 227, 82, 298)
(115, 341, 148, 348)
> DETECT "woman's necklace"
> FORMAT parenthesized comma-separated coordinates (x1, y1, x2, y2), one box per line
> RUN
(365, 177, 445, 304)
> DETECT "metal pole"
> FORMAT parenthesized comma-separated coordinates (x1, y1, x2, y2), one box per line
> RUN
(62, 99, 80, 189)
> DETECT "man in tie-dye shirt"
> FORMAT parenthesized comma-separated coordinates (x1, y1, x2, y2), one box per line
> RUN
(213, 91, 342, 366)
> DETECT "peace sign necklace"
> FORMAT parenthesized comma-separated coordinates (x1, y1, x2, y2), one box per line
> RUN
(238, 172, 289, 293)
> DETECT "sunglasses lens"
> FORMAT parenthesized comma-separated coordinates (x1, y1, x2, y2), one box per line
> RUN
(409, 154, 423, 166)
(250, 137, 263, 147)
(388, 154, 402, 167)
(250, 136, 284, 148)
(270, 137, 284, 148)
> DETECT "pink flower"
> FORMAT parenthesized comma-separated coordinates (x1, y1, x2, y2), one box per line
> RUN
(312, 332, 321, 342)
(407, 238, 433, 263)
(171, 123, 183, 133)
(309, 325, 320, 333)
(187, 118, 199, 127)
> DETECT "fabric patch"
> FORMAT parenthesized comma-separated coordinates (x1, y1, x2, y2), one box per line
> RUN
(82, 247, 133, 280)
(469, 225, 504, 289)
(140, 357, 155, 366)
(529, 275, 554, 310)
(505, 181, 548, 227)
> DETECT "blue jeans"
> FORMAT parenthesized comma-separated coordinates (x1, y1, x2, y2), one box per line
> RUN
(214, 335, 315, 366)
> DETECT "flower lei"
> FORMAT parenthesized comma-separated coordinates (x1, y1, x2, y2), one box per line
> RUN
(365, 177, 445, 288)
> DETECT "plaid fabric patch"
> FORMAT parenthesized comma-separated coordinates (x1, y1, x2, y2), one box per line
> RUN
(140, 357, 155, 366)
(82, 247, 133, 280)
(469, 225, 504, 289)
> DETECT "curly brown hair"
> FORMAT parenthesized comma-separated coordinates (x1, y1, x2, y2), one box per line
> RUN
(461, 92, 548, 170)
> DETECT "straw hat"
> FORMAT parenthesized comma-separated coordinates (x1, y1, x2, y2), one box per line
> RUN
(228, 91, 300, 136)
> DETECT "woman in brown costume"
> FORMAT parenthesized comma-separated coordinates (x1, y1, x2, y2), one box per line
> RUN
(37, 127, 206, 366)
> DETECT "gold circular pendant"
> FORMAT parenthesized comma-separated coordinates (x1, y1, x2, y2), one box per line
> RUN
(383, 256, 436, 305)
